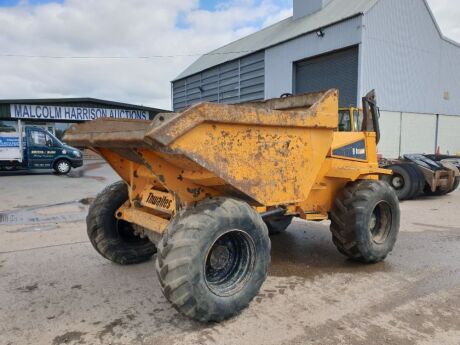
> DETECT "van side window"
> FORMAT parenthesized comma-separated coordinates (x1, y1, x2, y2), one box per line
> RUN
(30, 131, 47, 146)
(45, 134, 54, 147)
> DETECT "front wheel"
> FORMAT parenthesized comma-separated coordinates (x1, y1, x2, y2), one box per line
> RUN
(87, 181, 156, 265)
(156, 198, 270, 322)
(330, 180, 400, 263)
(54, 159, 72, 175)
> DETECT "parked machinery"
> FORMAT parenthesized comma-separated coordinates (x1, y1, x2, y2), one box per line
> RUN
(380, 155, 460, 200)
(64, 90, 400, 322)
(338, 106, 460, 200)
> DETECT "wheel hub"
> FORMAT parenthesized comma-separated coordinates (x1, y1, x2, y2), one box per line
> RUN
(58, 162, 69, 173)
(369, 213, 377, 231)
(391, 175, 404, 189)
(209, 245, 231, 270)
(369, 202, 392, 244)
(204, 230, 255, 297)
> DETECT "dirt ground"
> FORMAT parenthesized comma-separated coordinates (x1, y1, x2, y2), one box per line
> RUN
(0, 162, 459, 345)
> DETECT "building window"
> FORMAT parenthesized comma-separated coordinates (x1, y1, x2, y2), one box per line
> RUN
(0, 121, 18, 133)
(55, 122, 75, 140)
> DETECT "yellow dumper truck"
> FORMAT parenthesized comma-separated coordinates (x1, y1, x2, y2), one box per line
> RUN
(64, 89, 400, 322)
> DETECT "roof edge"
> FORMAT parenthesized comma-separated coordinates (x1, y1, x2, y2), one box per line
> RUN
(172, 12, 364, 82)
(0, 97, 168, 113)
(420, 0, 460, 48)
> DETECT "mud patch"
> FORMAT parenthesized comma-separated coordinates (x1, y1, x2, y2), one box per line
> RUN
(7, 225, 58, 233)
(67, 162, 106, 182)
(79, 197, 95, 206)
(98, 318, 127, 341)
(0, 200, 89, 226)
(52, 331, 86, 345)
(17, 283, 39, 293)
(412, 223, 460, 231)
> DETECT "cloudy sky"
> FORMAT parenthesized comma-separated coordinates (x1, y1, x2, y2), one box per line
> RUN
(0, 0, 458, 110)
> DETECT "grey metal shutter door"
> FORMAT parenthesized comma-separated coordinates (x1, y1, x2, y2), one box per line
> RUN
(295, 46, 359, 107)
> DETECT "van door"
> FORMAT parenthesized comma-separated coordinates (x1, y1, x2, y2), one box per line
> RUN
(26, 128, 58, 169)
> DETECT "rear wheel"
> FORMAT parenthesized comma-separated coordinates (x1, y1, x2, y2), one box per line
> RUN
(265, 216, 293, 235)
(405, 164, 425, 198)
(382, 164, 420, 200)
(54, 159, 72, 175)
(87, 181, 156, 265)
(330, 180, 400, 263)
(156, 198, 270, 322)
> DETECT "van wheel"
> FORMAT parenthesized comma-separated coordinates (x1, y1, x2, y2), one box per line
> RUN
(330, 180, 400, 263)
(54, 159, 72, 175)
(87, 181, 156, 265)
(156, 198, 270, 322)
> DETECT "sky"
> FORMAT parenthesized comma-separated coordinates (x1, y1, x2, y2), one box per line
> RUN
(0, 0, 458, 110)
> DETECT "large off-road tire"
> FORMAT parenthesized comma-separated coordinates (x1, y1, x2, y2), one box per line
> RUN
(330, 180, 400, 263)
(265, 216, 293, 235)
(156, 198, 270, 322)
(382, 164, 420, 200)
(87, 181, 156, 265)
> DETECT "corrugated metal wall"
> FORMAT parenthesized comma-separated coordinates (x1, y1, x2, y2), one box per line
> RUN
(361, 0, 460, 116)
(172, 52, 265, 111)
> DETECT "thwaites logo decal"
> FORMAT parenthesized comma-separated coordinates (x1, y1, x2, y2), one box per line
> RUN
(141, 189, 175, 214)
(147, 194, 172, 209)
(333, 140, 367, 160)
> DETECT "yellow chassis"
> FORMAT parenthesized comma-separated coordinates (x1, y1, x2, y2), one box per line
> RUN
(64, 90, 390, 237)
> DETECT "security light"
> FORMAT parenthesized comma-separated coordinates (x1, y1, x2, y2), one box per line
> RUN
(316, 29, 325, 38)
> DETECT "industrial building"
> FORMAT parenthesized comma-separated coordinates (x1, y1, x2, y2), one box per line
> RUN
(0, 98, 166, 139)
(172, 0, 460, 157)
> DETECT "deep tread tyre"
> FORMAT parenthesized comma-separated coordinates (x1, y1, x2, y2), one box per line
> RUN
(265, 216, 293, 235)
(405, 164, 425, 199)
(382, 164, 418, 200)
(54, 159, 72, 175)
(330, 180, 400, 263)
(156, 197, 270, 322)
(87, 181, 156, 265)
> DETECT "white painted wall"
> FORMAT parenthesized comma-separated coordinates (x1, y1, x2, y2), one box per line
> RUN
(377, 111, 401, 158)
(376, 111, 460, 157)
(400, 113, 437, 154)
(438, 115, 460, 155)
